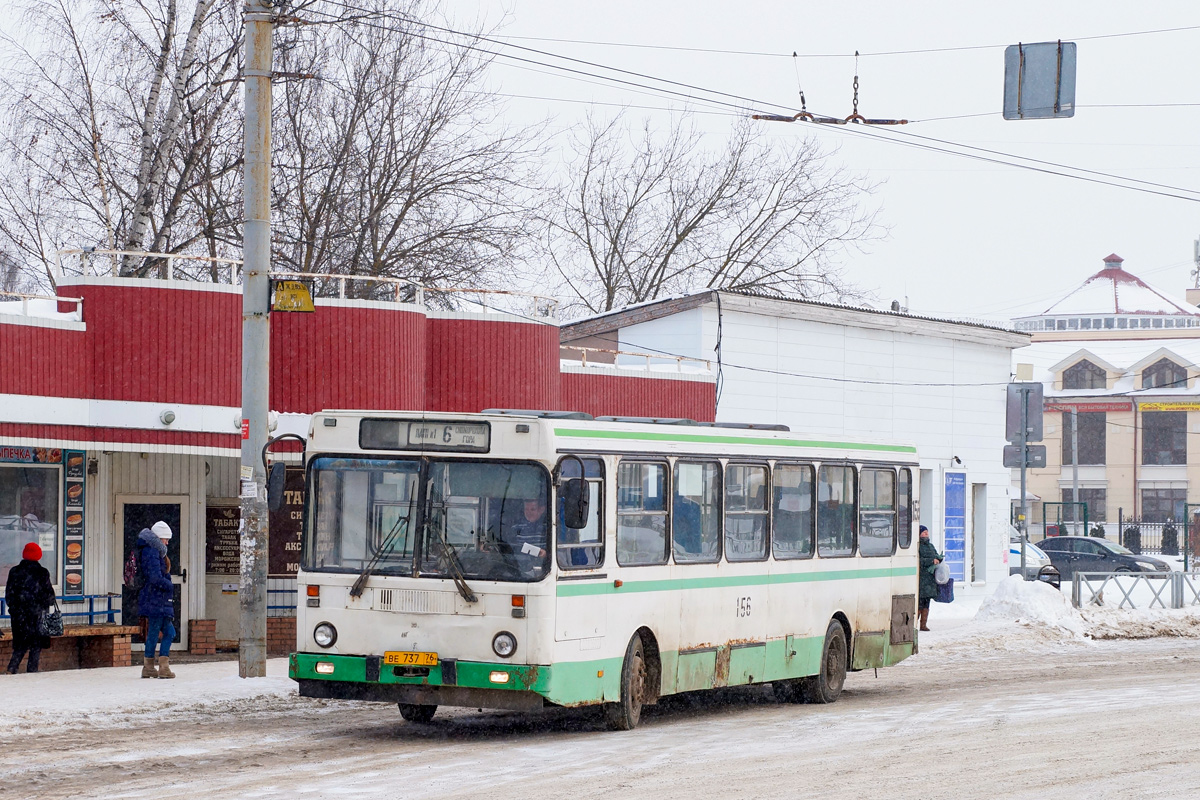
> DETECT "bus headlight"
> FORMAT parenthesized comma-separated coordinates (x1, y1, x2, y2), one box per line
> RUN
(313, 622, 338, 648)
(492, 631, 517, 659)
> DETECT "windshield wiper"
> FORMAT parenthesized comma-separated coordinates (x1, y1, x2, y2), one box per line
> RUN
(350, 493, 414, 598)
(429, 517, 478, 604)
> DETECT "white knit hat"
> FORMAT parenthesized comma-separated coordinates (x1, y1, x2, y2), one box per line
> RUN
(151, 520, 173, 540)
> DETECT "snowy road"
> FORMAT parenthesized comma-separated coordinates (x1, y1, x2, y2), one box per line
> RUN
(4, 625, 1200, 800)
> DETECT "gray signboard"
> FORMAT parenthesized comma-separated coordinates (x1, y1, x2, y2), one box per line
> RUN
(1003, 41, 1077, 120)
(1003, 444, 1047, 469)
(1005, 383, 1044, 443)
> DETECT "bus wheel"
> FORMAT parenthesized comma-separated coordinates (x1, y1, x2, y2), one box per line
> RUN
(605, 635, 647, 731)
(800, 620, 847, 704)
(398, 703, 438, 724)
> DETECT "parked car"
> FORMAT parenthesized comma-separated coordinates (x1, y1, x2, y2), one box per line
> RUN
(1009, 531, 1061, 588)
(1035, 535, 1173, 580)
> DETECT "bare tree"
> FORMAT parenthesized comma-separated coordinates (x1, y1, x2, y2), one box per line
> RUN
(0, 0, 242, 285)
(548, 113, 878, 314)
(273, 1, 545, 300)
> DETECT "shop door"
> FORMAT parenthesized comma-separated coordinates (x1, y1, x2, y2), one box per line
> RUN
(120, 500, 186, 648)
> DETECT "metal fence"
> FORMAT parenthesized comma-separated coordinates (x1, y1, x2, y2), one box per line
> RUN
(1072, 571, 1200, 610)
(0, 593, 122, 629)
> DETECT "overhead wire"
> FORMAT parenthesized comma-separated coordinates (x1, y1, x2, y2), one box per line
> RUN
(302, 1, 1200, 205)
(488, 23, 1200, 60)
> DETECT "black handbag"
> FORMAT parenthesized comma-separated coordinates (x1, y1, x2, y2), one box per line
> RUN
(38, 601, 64, 637)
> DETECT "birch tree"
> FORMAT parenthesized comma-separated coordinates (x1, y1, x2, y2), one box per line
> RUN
(548, 114, 878, 314)
(272, 2, 544, 300)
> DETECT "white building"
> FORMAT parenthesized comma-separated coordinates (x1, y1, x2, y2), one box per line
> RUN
(561, 290, 1029, 596)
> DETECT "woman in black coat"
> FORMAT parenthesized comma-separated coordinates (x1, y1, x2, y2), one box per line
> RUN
(917, 526, 943, 632)
(5, 542, 57, 674)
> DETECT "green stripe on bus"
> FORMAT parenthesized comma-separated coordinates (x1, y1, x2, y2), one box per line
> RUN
(555, 566, 916, 597)
(552, 427, 917, 454)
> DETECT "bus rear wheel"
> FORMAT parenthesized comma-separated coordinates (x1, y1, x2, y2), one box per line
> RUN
(800, 620, 847, 704)
(398, 703, 438, 724)
(605, 635, 648, 731)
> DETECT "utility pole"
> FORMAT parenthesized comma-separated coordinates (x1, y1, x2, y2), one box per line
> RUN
(1070, 409, 1080, 534)
(1019, 390, 1029, 575)
(239, 0, 273, 678)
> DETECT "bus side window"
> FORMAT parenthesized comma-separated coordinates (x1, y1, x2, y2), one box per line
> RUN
(557, 458, 604, 570)
(772, 462, 814, 560)
(816, 465, 856, 557)
(673, 461, 721, 563)
(725, 464, 768, 561)
(897, 468, 913, 548)
(616, 461, 669, 566)
(858, 468, 895, 557)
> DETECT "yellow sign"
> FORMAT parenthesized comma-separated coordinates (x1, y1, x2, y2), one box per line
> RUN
(272, 280, 315, 312)
(383, 651, 438, 666)
(1139, 402, 1200, 411)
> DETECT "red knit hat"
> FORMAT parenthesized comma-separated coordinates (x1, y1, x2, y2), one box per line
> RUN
(22, 542, 42, 561)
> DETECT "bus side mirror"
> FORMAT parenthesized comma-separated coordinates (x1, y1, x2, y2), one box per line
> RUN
(562, 478, 590, 529)
(267, 463, 287, 512)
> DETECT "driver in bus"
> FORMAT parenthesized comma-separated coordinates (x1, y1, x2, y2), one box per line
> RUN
(502, 495, 548, 576)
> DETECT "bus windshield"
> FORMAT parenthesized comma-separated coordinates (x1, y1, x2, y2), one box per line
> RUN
(306, 457, 550, 582)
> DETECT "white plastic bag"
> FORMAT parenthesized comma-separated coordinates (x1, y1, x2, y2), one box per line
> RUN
(934, 561, 951, 585)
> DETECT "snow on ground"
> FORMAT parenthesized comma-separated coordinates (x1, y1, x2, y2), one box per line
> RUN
(0, 656, 306, 735)
(3, 576, 1200, 737)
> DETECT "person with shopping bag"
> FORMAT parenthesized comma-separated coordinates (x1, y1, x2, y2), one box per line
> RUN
(917, 526, 943, 632)
(4, 542, 57, 674)
(137, 521, 177, 678)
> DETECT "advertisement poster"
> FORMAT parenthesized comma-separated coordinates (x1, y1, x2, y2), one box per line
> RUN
(62, 450, 86, 598)
(205, 506, 241, 575)
(268, 468, 305, 577)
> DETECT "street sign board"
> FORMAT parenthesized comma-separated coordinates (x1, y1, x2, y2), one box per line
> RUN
(1003, 41, 1077, 120)
(1003, 444, 1047, 469)
(1005, 383, 1044, 443)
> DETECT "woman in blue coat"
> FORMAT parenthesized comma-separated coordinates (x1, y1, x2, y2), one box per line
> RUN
(137, 521, 176, 678)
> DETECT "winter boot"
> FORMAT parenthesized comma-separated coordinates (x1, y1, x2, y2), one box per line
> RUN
(156, 656, 175, 679)
(141, 656, 159, 678)
(918, 608, 930, 632)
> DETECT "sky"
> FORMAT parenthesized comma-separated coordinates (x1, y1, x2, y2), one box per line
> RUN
(442, 0, 1200, 324)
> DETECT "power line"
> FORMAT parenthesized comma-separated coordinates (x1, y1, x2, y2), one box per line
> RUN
(300, 4, 1200, 205)
(488, 23, 1200, 60)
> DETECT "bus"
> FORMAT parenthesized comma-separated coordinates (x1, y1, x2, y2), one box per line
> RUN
(286, 409, 920, 730)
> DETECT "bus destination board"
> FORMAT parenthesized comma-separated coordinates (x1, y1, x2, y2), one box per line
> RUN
(360, 419, 491, 453)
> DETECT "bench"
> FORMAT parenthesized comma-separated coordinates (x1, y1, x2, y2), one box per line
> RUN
(0, 624, 139, 671)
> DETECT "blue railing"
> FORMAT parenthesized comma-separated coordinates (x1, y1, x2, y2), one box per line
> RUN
(0, 593, 122, 627)
(268, 587, 297, 617)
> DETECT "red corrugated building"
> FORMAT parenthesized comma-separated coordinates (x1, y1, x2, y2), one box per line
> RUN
(0, 273, 713, 659)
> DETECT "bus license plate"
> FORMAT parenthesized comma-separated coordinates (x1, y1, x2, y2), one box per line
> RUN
(383, 651, 438, 667)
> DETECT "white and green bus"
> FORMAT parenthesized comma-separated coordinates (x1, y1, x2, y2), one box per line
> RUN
(288, 410, 920, 729)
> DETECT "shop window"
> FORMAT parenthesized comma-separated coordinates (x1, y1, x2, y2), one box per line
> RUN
(672, 461, 720, 564)
(0, 465, 59, 587)
(1061, 412, 1106, 465)
(616, 461, 668, 566)
(1059, 488, 1106, 522)
(725, 464, 767, 561)
(772, 463, 813, 560)
(1142, 358, 1186, 390)
(817, 465, 856, 557)
(1142, 411, 1186, 465)
(1140, 488, 1186, 523)
(1062, 360, 1106, 391)
(858, 469, 896, 557)
(557, 458, 604, 570)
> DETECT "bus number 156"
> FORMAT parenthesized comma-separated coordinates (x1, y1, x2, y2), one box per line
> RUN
(736, 597, 751, 618)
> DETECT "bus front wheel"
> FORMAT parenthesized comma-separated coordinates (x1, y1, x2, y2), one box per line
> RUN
(800, 620, 847, 704)
(398, 703, 438, 724)
(605, 635, 648, 731)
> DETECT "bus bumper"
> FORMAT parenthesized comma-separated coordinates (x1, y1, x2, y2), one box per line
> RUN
(290, 652, 552, 710)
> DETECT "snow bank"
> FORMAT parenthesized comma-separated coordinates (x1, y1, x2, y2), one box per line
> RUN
(1082, 606, 1200, 640)
(974, 575, 1087, 636)
(0, 657, 310, 735)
